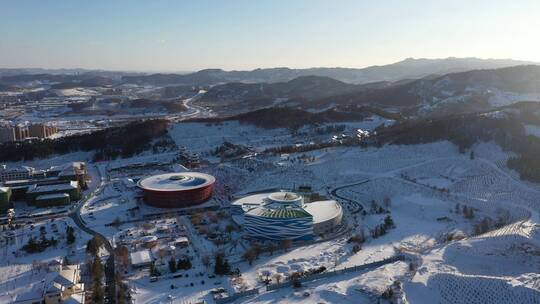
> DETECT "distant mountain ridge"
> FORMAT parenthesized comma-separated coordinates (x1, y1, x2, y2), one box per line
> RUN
(312, 65, 540, 116)
(195, 65, 540, 117)
(195, 75, 370, 114)
(121, 57, 537, 85)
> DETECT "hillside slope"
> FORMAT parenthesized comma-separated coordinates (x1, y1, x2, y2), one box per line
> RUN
(313, 65, 540, 116)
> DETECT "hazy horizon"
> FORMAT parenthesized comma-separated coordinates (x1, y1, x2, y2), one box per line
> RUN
(1, 0, 540, 71)
(2, 56, 538, 74)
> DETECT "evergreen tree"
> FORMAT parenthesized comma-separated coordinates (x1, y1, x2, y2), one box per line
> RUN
(91, 257, 104, 304)
(168, 257, 177, 273)
(177, 258, 192, 270)
(27, 237, 37, 251)
(86, 236, 101, 256)
(463, 206, 475, 219)
(384, 215, 395, 229)
(66, 226, 76, 244)
(92, 257, 104, 280)
(92, 280, 104, 304)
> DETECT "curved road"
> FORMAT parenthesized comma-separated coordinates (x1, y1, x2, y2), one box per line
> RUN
(330, 179, 370, 212)
(69, 165, 117, 303)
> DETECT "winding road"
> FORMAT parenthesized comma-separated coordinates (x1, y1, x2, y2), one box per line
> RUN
(68, 164, 117, 303)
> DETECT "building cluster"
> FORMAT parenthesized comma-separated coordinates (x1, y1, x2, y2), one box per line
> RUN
(13, 260, 85, 304)
(114, 218, 190, 270)
(0, 123, 58, 143)
(136, 171, 344, 242)
(177, 147, 201, 168)
(0, 162, 87, 212)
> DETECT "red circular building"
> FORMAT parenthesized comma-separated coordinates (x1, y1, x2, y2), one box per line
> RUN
(137, 172, 215, 208)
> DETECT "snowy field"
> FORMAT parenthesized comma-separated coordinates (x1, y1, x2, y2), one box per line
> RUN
(147, 122, 540, 303)
(3, 118, 540, 304)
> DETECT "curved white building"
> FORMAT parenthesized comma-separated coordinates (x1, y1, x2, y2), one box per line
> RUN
(231, 191, 343, 241)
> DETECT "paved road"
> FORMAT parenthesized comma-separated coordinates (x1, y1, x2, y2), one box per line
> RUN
(330, 179, 370, 210)
(69, 164, 117, 303)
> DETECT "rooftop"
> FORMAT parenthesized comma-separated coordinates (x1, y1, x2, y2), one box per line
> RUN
(251, 206, 312, 219)
(137, 172, 215, 192)
(131, 250, 154, 266)
(268, 191, 302, 204)
(234, 191, 342, 221)
(304, 200, 343, 224)
(0, 165, 34, 173)
(27, 181, 78, 194)
(36, 193, 70, 200)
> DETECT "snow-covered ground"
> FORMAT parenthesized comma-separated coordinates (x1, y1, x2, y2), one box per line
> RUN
(0, 217, 93, 303)
(406, 234, 540, 304)
(147, 122, 540, 303)
(3, 118, 540, 304)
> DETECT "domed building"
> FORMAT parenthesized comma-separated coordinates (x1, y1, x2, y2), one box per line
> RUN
(231, 191, 343, 241)
(137, 172, 215, 208)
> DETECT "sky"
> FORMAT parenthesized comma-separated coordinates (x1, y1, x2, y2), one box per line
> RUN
(1, 0, 540, 72)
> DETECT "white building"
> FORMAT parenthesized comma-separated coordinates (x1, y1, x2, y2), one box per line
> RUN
(131, 249, 154, 268)
(231, 191, 343, 241)
(13, 264, 85, 304)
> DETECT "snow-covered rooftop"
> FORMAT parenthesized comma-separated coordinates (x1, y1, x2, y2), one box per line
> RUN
(27, 181, 78, 193)
(137, 172, 215, 191)
(130, 250, 154, 266)
(35, 193, 70, 200)
(305, 200, 343, 224)
(233, 191, 341, 222)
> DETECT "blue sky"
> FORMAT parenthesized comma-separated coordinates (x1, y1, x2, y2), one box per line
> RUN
(1, 0, 539, 71)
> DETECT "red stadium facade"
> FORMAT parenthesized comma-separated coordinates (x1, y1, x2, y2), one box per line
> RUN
(137, 172, 215, 208)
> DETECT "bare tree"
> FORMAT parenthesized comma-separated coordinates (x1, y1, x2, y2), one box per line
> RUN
(281, 239, 292, 251)
(201, 255, 210, 269)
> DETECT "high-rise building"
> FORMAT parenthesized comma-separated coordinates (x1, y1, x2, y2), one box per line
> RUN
(0, 127, 16, 143)
(0, 123, 58, 143)
(14, 125, 29, 141)
(28, 124, 58, 138)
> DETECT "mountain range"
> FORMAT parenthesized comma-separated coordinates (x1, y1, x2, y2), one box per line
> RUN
(121, 57, 537, 85)
(195, 65, 540, 117)
(2, 57, 540, 119)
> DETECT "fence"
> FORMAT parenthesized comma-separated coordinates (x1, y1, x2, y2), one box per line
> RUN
(266, 255, 405, 291)
(213, 288, 259, 304)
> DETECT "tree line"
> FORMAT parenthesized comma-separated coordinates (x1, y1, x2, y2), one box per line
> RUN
(0, 119, 169, 162)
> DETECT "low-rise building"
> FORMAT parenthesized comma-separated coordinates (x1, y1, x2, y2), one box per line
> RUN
(0, 165, 34, 182)
(130, 249, 154, 268)
(13, 264, 85, 304)
(35, 193, 71, 207)
(2, 178, 70, 200)
(43, 264, 85, 304)
(173, 236, 189, 247)
(48, 162, 88, 189)
(26, 181, 80, 204)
